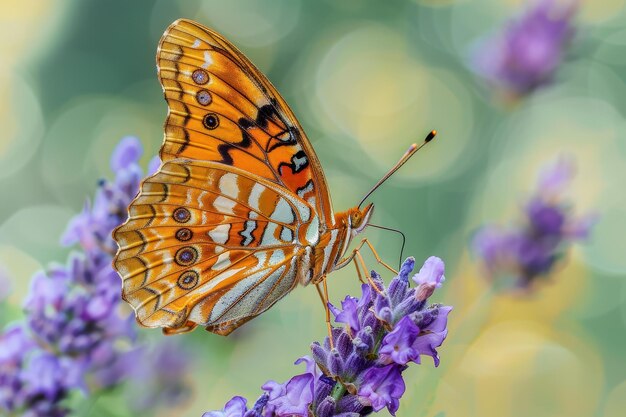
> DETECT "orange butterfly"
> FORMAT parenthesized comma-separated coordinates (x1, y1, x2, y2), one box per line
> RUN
(113, 19, 435, 336)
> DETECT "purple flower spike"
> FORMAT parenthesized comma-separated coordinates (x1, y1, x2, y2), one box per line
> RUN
(470, 0, 578, 99)
(472, 155, 596, 290)
(0, 136, 188, 416)
(204, 256, 451, 416)
(358, 364, 406, 415)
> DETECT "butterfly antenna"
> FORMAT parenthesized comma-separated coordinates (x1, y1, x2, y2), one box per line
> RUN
(368, 224, 407, 269)
(358, 130, 437, 209)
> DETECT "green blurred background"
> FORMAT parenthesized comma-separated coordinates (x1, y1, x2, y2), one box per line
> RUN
(1, 0, 625, 416)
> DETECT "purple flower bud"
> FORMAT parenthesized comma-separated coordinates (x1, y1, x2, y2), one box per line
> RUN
(344, 352, 370, 381)
(369, 270, 385, 294)
(360, 310, 378, 333)
(110, 136, 143, 172)
(313, 376, 335, 409)
(311, 342, 328, 368)
(336, 394, 367, 414)
(335, 332, 353, 360)
(324, 328, 343, 351)
(355, 326, 375, 353)
(387, 277, 409, 308)
(398, 257, 415, 282)
(315, 396, 336, 417)
(328, 349, 344, 377)
(376, 306, 393, 324)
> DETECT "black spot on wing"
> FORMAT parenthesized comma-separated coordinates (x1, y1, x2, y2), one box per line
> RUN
(216, 120, 253, 166)
(277, 150, 309, 176)
(296, 179, 314, 198)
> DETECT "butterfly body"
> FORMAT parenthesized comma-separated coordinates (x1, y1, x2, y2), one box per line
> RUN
(113, 19, 375, 335)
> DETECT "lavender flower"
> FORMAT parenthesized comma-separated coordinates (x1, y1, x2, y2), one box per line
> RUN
(0, 137, 186, 416)
(0, 325, 76, 416)
(469, 0, 578, 99)
(203, 256, 452, 417)
(472, 156, 596, 290)
(23, 254, 134, 363)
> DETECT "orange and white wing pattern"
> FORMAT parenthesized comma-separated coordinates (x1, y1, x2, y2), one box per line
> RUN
(157, 18, 334, 226)
(113, 159, 320, 335)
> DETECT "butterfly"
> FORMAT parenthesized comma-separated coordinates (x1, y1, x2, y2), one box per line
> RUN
(113, 19, 434, 336)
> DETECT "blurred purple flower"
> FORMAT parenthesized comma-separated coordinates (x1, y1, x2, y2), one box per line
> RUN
(62, 136, 144, 254)
(0, 137, 190, 416)
(126, 339, 191, 412)
(23, 254, 134, 361)
(203, 257, 452, 417)
(469, 0, 578, 99)
(0, 325, 75, 416)
(472, 156, 597, 290)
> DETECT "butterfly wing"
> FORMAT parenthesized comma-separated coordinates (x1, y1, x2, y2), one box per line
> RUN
(113, 159, 317, 335)
(157, 18, 334, 227)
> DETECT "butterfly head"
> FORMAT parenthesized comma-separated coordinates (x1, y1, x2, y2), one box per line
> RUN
(349, 203, 374, 237)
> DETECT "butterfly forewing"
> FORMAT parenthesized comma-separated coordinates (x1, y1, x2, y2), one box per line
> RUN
(157, 19, 334, 226)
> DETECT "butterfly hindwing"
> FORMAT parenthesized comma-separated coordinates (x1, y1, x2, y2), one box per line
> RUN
(157, 18, 334, 226)
(113, 160, 314, 333)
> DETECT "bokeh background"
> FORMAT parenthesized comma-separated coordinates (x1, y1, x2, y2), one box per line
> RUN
(1, 0, 625, 416)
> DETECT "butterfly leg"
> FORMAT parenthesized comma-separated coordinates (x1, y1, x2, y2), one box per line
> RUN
(353, 248, 386, 295)
(354, 238, 398, 275)
(352, 256, 367, 284)
(315, 277, 335, 349)
(336, 239, 396, 295)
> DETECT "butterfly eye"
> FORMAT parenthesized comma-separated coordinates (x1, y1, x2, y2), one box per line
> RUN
(203, 113, 219, 130)
(175, 247, 198, 266)
(196, 90, 212, 106)
(192, 69, 209, 85)
(173, 207, 191, 223)
(175, 228, 193, 241)
(177, 270, 199, 290)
